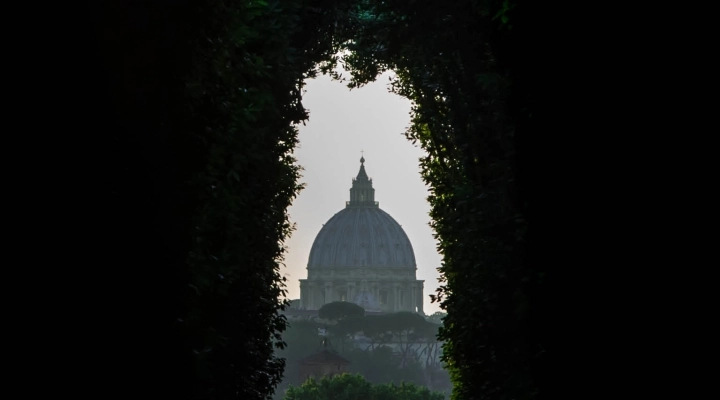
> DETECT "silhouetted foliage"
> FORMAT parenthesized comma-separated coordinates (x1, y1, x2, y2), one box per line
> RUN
(284, 373, 445, 400)
(344, 346, 426, 387)
(318, 301, 366, 321)
(91, 0, 363, 399)
(93, 0, 539, 398)
(319, 1, 538, 399)
(275, 312, 445, 397)
(426, 312, 447, 325)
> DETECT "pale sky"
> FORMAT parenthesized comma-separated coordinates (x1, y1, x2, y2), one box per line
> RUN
(282, 70, 443, 315)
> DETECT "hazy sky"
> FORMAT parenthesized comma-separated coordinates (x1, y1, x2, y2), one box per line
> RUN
(282, 70, 443, 315)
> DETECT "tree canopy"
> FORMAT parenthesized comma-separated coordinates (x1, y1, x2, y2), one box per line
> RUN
(318, 301, 366, 322)
(426, 312, 447, 325)
(284, 374, 445, 400)
(275, 311, 448, 397)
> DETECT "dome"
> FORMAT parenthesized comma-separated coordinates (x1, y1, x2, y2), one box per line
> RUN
(307, 207, 417, 269)
(307, 157, 417, 270)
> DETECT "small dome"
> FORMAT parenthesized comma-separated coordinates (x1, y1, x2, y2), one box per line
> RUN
(307, 206, 416, 269)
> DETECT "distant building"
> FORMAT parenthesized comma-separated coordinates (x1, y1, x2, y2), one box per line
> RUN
(298, 157, 425, 314)
(298, 337, 350, 381)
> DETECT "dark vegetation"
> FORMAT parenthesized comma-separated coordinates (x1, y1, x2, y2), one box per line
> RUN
(284, 373, 445, 400)
(72, 0, 598, 399)
(275, 303, 450, 398)
(318, 300, 366, 321)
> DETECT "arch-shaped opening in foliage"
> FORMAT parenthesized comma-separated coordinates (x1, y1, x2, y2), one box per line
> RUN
(95, 1, 533, 399)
